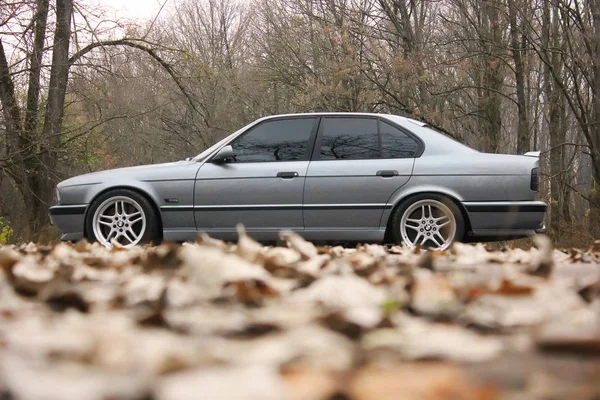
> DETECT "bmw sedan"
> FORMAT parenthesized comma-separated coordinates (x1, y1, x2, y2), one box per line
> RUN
(49, 113, 547, 250)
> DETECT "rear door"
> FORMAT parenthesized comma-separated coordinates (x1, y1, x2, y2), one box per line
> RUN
(303, 116, 420, 230)
(194, 117, 318, 236)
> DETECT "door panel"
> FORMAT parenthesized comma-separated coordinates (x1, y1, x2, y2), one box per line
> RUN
(194, 161, 307, 230)
(193, 116, 318, 233)
(303, 159, 413, 228)
(303, 116, 418, 230)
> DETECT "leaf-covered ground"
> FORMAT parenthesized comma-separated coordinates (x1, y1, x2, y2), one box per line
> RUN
(0, 232, 599, 400)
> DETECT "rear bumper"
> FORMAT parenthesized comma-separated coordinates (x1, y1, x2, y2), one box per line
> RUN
(535, 222, 546, 234)
(462, 201, 547, 241)
(48, 205, 87, 241)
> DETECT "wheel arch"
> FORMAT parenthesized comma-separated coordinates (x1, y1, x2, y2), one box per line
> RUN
(83, 185, 164, 240)
(383, 190, 472, 242)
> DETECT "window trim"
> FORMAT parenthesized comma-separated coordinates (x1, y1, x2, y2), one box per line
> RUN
(208, 116, 320, 163)
(310, 115, 425, 161)
(377, 117, 425, 159)
(311, 115, 378, 161)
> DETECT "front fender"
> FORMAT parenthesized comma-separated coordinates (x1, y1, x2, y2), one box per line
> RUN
(81, 180, 163, 206)
(59, 179, 163, 208)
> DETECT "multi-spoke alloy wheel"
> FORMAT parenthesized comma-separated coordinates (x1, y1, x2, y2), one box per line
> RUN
(400, 199, 455, 250)
(391, 194, 465, 250)
(86, 189, 159, 248)
(92, 196, 146, 247)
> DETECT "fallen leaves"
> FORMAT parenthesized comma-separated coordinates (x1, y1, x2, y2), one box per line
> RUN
(0, 233, 598, 399)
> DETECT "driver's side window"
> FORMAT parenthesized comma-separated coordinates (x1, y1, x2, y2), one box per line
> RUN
(231, 118, 316, 162)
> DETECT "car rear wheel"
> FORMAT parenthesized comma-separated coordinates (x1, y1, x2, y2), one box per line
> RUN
(86, 189, 159, 248)
(391, 194, 464, 250)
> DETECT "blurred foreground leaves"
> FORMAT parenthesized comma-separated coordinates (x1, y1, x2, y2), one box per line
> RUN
(0, 233, 599, 400)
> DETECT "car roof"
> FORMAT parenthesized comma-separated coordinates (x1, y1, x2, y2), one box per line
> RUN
(259, 112, 429, 127)
(260, 111, 409, 119)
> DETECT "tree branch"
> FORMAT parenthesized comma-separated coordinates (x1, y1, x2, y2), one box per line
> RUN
(67, 39, 208, 125)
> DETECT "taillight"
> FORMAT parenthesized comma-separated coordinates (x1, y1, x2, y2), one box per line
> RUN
(531, 168, 539, 191)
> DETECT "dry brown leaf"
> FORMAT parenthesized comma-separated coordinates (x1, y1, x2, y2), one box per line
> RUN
(154, 366, 287, 400)
(348, 364, 498, 400)
(530, 235, 554, 277)
(195, 233, 228, 249)
(290, 274, 386, 309)
(282, 368, 341, 400)
(410, 269, 461, 318)
(225, 279, 279, 302)
(235, 224, 264, 263)
(261, 247, 302, 272)
(0, 247, 21, 269)
(461, 283, 588, 330)
(363, 314, 503, 362)
(279, 231, 318, 259)
(178, 244, 270, 300)
(9, 255, 55, 295)
(416, 250, 434, 270)
(466, 279, 535, 300)
(142, 245, 181, 271)
(294, 254, 330, 277)
(534, 311, 600, 355)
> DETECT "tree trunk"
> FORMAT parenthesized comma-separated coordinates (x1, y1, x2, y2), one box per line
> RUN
(480, 0, 503, 153)
(541, 0, 566, 236)
(30, 0, 73, 233)
(0, 40, 22, 152)
(508, 0, 530, 154)
(22, 0, 51, 236)
(590, 0, 600, 237)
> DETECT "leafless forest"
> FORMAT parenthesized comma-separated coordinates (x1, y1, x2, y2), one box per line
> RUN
(0, 0, 599, 244)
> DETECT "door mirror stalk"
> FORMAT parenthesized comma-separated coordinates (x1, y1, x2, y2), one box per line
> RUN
(212, 145, 235, 163)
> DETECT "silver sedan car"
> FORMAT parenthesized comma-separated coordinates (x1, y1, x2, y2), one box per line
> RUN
(49, 113, 547, 250)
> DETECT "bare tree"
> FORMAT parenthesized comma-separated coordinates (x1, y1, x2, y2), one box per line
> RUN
(0, 0, 196, 238)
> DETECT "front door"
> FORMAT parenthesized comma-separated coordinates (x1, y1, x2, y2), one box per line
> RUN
(194, 116, 318, 239)
(303, 116, 419, 232)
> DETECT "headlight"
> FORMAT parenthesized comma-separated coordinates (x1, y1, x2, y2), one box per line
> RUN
(55, 188, 61, 205)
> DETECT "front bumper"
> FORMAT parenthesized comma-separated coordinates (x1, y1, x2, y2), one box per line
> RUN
(462, 201, 547, 241)
(48, 205, 88, 241)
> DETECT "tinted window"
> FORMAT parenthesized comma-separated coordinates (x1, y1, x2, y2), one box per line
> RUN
(231, 118, 315, 162)
(380, 121, 419, 158)
(319, 118, 379, 160)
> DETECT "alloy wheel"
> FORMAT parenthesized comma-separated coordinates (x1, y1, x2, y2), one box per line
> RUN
(399, 199, 456, 250)
(92, 196, 146, 248)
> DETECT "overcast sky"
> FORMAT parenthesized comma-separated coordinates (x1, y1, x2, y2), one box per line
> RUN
(88, 0, 172, 21)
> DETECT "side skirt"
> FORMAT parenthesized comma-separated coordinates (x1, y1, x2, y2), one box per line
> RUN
(163, 228, 386, 243)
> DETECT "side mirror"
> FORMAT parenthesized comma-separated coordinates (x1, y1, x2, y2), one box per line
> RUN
(212, 145, 235, 163)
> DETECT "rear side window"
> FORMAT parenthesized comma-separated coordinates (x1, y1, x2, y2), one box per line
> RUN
(231, 118, 315, 162)
(318, 117, 419, 160)
(380, 121, 419, 158)
(319, 118, 379, 160)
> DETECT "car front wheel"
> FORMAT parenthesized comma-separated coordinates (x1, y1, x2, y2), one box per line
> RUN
(86, 189, 159, 248)
(391, 194, 465, 250)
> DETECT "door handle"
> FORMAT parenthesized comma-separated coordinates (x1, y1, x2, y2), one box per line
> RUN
(277, 171, 299, 179)
(376, 170, 399, 178)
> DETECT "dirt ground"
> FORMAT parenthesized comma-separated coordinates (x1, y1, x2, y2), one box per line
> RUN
(0, 233, 599, 400)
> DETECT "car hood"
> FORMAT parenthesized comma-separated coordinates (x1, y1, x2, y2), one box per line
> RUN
(58, 160, 199, 188)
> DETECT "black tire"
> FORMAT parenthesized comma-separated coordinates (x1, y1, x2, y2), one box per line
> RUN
(390, 193, 465, 248)
(85, 188, 160, 246)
